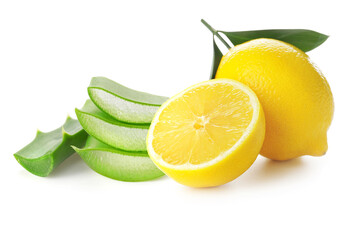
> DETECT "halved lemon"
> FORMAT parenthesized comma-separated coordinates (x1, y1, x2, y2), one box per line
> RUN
(147, 79, 265, 187)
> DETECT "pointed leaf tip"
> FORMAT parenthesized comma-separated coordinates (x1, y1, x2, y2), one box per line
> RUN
(36, 129, 44, 136)
(61, 127, 68, 138)
(65, 115, 72, 121)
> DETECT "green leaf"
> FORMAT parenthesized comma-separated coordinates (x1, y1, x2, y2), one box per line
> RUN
(88, 77, 168, 124)
(75, 100, 149, 152)
(220, 29, 328, 52)
(201, 20, 329, 78)
(14, 117, 88, 177)
(210, 38, 224, 79)
(73, 136, 164, 182)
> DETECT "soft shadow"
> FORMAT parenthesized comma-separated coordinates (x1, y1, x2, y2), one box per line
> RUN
(178, 177, 236, 195)
(183, 183, 234, 193)
(236, 156, 308, 187)
(49, 153, 92, 178)
(176, 157, 308, 193)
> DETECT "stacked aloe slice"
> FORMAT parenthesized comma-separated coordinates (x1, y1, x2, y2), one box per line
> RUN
(73, 77, 168, 181)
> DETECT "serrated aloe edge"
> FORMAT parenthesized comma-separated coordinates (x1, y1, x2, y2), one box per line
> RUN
(88, 77, 168, 124)
(14, 117, 88, 177)
(75, 100, 149, 152)
(73, 136, 164, 181)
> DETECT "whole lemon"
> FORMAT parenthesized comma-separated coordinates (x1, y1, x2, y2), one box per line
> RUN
(216, 38, 334, 160)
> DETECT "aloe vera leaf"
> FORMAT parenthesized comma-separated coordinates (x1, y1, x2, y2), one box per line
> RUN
(88, 77, 168, 124)
(13, 117, 88, 177)
(73, 136, 164, 181)
(75, 100, 149, 152)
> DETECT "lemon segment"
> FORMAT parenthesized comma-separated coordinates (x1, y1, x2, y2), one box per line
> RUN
(147, 79, 265, 187)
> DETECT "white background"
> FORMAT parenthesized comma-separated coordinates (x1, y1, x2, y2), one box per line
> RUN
(1, 0, 363, 239)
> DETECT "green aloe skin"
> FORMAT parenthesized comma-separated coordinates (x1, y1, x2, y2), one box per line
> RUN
(75, 100, 149, 152)
(73, 136, 164, 181)
(88, 77, 168, 124)
(14, 117, 88, 177)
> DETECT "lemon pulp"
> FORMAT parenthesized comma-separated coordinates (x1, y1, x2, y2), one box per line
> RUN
(151, 82, 253, 166)
(147, 79, 265, 187)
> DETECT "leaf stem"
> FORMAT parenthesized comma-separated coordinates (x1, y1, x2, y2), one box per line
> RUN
(201, 19, 231, 49)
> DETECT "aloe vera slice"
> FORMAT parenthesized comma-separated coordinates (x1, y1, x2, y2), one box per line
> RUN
(73, 136, 164, 181)
(88, 77, 168, 124)
(14, 117, 88, 177)
(75, 100, 149, 152)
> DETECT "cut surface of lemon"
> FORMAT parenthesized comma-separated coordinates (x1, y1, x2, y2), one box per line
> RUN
(147, 79, 265, 187)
